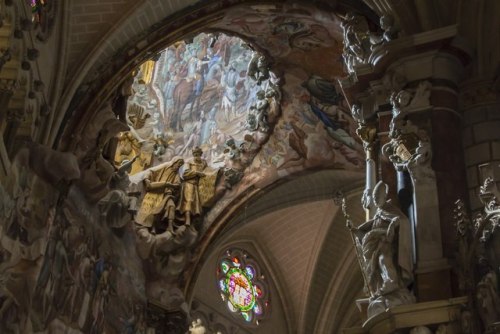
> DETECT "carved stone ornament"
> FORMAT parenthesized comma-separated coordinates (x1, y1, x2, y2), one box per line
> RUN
(188, 318, 207, 334)
(341, 181, 415, 318)
(454, 175, 500, 332)
(246, 85, 278, 133)
(382, 82, 433, 181)
(247, 51, 270, 86)
(341, 13, 372, 73)
(341, 13, 401, 74)
(373, 15, 400, 45)
(409, 326, 433, 334)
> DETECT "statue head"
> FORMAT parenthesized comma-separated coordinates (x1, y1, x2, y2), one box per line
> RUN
(380, 15, 394, 30)
(351, 104, 363, 123)
(392, 90, 412, 111)
(170, 157, 184, 170)
(372, 181, 388, 208)
(246, 114, 257, 129)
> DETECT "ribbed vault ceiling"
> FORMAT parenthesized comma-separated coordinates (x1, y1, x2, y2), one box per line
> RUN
(192, 169, 365, 333)
(59, 1, 372, 332)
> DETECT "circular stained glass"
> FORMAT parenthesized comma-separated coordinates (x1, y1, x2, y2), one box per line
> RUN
(217, 249, 268, 325)
(226, 268, 255, 312)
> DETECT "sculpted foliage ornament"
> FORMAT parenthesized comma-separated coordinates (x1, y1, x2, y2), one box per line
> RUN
(454, 175, 500, 333)
(382, 82, 432, 178)
(341, 13, 400, 74)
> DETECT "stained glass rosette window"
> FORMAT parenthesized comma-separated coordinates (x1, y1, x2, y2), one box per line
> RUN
(217, 249, 268, 325)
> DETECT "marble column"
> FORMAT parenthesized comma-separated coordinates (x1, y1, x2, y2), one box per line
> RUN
(343, 43, 468, 303)
(385, 51, 467, 301)
(378, 110, 399, 204)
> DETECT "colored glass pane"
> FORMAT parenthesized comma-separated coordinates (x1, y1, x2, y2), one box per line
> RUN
(221, 261, 230, 274)
(218, 249, 268, 325)
(245, 265, 255, 279)
(219, 279, 227, 293)
(254, 303, 262, 315)
(226, 268, 255, 312)
(255, 285, 263, 298)
(227, 301, 237, 312)
(241, 311, 252, 322)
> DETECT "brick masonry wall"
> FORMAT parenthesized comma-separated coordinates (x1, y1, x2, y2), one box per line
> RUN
(68, 0, 134, 73)
(462, 98, 500, 211)
(66, 0, 195, 78)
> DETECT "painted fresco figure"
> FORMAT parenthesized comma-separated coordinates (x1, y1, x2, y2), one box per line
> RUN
(177, 147, 207, 227)
(221, 62, 239, 121)
(136, 157, 184, 234)
(188, 70, 206, 122)
(200, 106, 217, 144)
(163, 74, 176, 119)
(171, 61, 191, 131)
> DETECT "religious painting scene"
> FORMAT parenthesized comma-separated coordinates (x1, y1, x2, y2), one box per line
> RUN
(1, 0, 499, 333)
(116, 31, 363, 223)
(115, 32, 280, 174)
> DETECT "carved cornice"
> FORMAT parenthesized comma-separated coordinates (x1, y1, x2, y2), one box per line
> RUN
(340, 25, 466, 95)
(344, 297, 468, 334)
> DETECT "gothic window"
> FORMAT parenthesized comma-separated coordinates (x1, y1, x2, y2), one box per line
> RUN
(217, 248, 269, 325)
